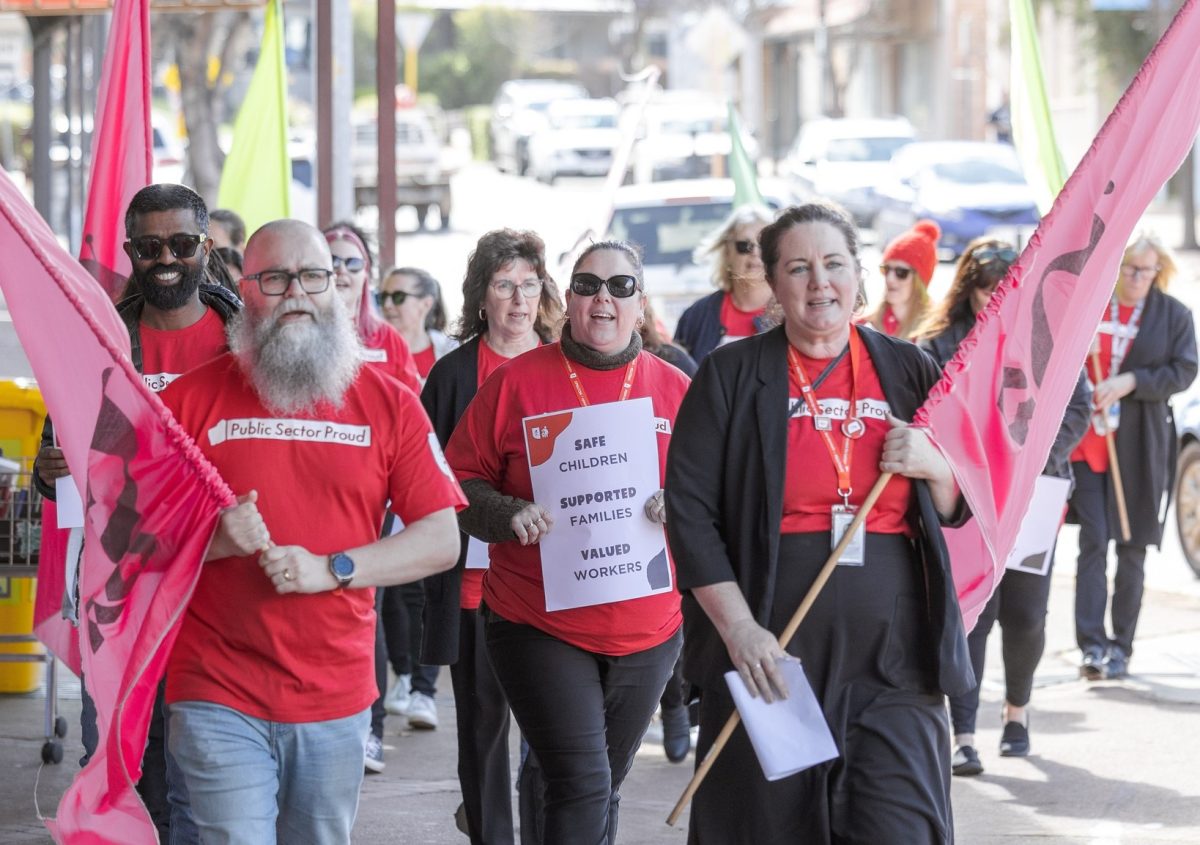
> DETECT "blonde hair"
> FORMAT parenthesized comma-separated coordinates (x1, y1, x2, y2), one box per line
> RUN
(863, 271, 930, 340)
(693, 204, 775, 292)
(1122, 231, 1176, 293)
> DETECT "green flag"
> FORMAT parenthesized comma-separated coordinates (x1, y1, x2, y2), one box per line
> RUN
(1010, 0, 1067, 215)
(727, 102, 764, 209)
(218, 0, 290, 237)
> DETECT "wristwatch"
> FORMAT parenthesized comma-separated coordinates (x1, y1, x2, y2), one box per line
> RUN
(329, 552, 356, 589)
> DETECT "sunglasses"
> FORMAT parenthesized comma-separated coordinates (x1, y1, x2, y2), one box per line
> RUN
(376, 290, 418, 307)
(880, 264, 912, 281)
(570, 273, 640, 298)
(332, 255, 365, 273)
(129, 233, 206, 261)
(973, 246, 1018, 266)
(733, 240, 758, 256)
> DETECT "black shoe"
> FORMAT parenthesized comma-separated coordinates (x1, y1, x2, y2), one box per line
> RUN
(1104, 647, 1129, 679)
(1080, 649, 1105, 681)
(662, 704, 692, 764)
(951, 744, 984, 776)
(999, 720, 1030, 757)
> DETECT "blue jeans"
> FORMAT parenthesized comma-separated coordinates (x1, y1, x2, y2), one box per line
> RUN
(167, 701, 370, 845)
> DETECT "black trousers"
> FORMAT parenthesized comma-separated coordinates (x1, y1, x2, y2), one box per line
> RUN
(451, 607, 517, 845)
(371, 587, 388, 738)
(1071, 462, 1149, 656)
(947, 555, 1054, 736)
(484, 610, 681, 845)
(382, 582, 440, 696)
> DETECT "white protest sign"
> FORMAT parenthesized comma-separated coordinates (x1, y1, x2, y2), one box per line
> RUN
(1005, 474, 1071, 576)
(524, 396, 671, 611)
(465, 536, 490, 570)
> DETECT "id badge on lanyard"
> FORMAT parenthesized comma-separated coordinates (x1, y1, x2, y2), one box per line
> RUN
(831, 504, 865, 566)
(1092, 298, 1141, 435)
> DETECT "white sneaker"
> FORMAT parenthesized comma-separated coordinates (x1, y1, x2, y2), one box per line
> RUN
(384, 674, 412, 716)
(364, 733, 385, 774)
(406, 691, 439, 730)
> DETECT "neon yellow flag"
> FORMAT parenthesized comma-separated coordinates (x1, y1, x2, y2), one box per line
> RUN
(218, 0, 290, 236)
(1010, 0, 1067, 215)
(727, 103, 764, 209)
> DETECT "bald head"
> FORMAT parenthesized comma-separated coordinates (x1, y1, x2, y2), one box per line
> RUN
(243, 220, 331, 276)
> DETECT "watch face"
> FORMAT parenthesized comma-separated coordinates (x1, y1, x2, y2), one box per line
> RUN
(332, 553, 355, 579)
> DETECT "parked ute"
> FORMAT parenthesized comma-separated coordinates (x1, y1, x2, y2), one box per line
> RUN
(490, 79, 589, 176)
(527, 98, 621, 184)
(351, 108, 454, 230)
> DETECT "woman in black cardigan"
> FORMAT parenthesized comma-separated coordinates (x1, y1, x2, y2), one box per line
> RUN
(666, 202, 973, 844)
(1068, 233, 1197, 681)
(421, 228, 563, 845)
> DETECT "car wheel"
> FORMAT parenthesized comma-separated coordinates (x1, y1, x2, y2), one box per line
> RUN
(1175, 439, 1200, 578)
(438, 205, 451, 231)
(415, 204, 430, 230)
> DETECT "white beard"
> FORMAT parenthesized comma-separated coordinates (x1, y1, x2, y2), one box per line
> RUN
(229, 294, 364, 415)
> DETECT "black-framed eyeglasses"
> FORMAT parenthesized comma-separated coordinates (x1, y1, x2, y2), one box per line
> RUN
(880, 264, 912, 281)
(973, 246, 1018, 266)
(569, 272, 640, 298)
(242, 269, 334, 296)
(489, 279, 544, 300)
(332, 255, 365, 273)
(128, 233, 207, 261)
(376, 290, 421, 307)
(733, 240, 758, 256)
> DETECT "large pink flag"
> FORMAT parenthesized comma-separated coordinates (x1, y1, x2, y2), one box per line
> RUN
(0, 173, 233, 844)
(78, 0, 151, 298)
(914, 0, 1200, 629)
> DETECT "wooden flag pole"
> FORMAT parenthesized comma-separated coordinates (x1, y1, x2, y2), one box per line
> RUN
(666, 472, 895, 827)
(1090, 351, 1133, 542)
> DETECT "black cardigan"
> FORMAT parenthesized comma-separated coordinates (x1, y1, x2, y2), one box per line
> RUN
(665, 325, 974, 697)
(419, 335, 483, 666)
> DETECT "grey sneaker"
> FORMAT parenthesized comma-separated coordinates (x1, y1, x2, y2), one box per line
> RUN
(384, 674, 412, 716)
(406, 691, 439, 730)
(364, 733, 385, 774)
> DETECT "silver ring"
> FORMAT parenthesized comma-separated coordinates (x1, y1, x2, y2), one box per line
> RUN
(283, 569, 293, 582)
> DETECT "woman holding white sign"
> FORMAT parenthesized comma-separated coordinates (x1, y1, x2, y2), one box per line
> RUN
(666, 202, 974, 843)
(445, 240, 690, 844)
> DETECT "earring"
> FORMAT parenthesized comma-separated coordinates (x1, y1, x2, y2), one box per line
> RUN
(636, 315, 645, 329)
(478, 308, 486, 322)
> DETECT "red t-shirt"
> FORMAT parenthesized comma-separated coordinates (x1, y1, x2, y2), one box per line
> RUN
(139, 307, 228, 393)
(781, 338, 913, 535)
(718, 292, 763, 346)
(413, 344, 437, 381)
(1072, 303, 1137, 473)
(160, 353, 466, 722)
(445, 343, 689, 655)
(363, 323, 422, 395)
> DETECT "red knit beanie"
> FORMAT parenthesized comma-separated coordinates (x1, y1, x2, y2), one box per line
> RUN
(882, 220, 941, 286)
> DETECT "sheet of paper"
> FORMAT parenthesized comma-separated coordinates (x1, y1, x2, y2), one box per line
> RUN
(465, 536, 490, 569)
(55, 475, 84, 528)
(1005, 474, 1071, 576)
(724, 657, 839, 782)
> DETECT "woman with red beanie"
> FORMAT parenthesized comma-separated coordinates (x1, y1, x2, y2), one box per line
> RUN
(862, 219, 940, 340)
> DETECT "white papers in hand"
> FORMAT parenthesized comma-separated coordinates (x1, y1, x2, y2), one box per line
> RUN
(1005, 475, 1071, 576)
(55, 475, 84, 528)
(724, 657, 839, 781)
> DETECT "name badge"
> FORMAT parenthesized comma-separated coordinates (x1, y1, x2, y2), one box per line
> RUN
(831, 504, 865, 566)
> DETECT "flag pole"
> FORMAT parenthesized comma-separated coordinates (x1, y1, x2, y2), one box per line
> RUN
(666, 472, 895, 827)
(1089, 351, 1132, 541)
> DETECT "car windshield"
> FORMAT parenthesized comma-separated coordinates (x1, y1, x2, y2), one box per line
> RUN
(825, 136, 910, 162)
(929, 158, 1024, 185)
(609, 202, 733, 265)
(552, 113, 617, 130)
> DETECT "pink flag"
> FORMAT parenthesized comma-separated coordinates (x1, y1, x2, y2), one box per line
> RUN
(78, 0, 151, 298)
(0, 174, 233, 844)
(32, 500, 82, 677)
(913, 0, 1200, 629)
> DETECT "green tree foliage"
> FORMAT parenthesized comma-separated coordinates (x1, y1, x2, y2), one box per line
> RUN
(420, 8, 530, 109)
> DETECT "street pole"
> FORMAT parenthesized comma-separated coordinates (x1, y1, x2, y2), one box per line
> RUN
(377, 0, 397, 269)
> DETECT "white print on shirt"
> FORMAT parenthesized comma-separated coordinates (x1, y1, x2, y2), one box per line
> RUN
(207, 417, 373, 447)
(143, 372, 182, 393)
(787, 397, 892, 423)
(654, 417, 672, 435)
(361, 348, 388, 363)
(428, 432, 454, 480)
(1097, 320, 1139, 340)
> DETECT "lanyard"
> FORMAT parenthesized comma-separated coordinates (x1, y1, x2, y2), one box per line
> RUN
(1108, 296, 1143, 378)
(788, 327, 864, 504)
(561, 349, 639, 407)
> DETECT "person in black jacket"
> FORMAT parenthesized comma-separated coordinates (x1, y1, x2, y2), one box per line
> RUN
(666, 202, 973, 844)
(916, 237, 1091, 776)
(421, 228, 563, 845)
(1067, 233, 1197, 681)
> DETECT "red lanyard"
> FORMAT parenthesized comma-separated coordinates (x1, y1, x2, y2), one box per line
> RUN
(561, 349, 639, 407)
(788, 327, 864, 504)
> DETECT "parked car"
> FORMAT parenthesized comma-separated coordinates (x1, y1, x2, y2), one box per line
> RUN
(1174, 389, 1200, 577)
(873, 141, 1039, 258)
(351, 107, 454, 230)
(627, 93, 760, 185)
(778, 116, 916, 226)
(527, 98, 620, 184)
(605, 178, 795, 331)
(490, 78, 589, 176)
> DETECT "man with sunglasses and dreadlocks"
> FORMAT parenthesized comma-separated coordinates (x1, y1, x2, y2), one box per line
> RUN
(445, 240, 689, 844)
(33, 183, 241, 842)
(915, 237, 1091, 777)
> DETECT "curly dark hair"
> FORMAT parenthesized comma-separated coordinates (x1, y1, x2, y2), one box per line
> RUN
(124, 184, 209, 239)
(455, 229, 564, 342)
